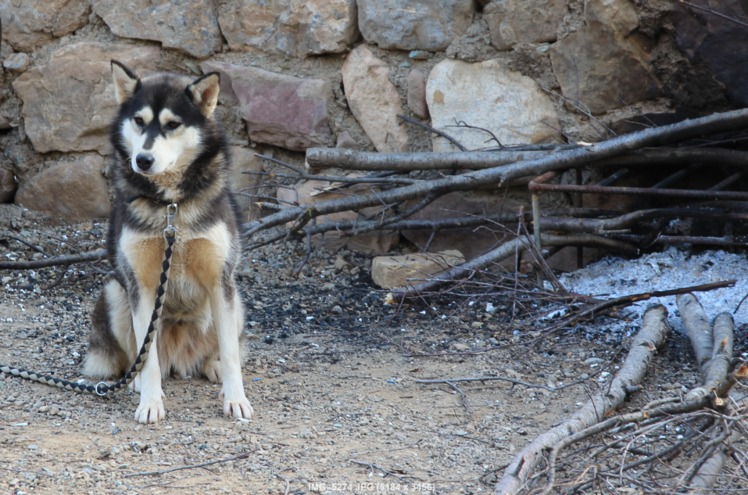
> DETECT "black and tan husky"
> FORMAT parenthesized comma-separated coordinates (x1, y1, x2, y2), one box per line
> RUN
(83, 61, 253, 423)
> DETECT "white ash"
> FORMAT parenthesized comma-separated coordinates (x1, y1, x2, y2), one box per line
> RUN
(557, 247, 748, 336)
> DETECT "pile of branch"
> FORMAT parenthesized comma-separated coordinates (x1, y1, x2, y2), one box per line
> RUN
(493, 296, 748, 495)
(246, 109, 748, 244)
(242, 109, 748, 291)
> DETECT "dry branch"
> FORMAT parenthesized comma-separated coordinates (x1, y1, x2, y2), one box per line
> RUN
(385, 233, 638, 303)
(494, 305, 671, 495)
(678, 293, 736, 406)
(543, 280, 736, 334)
(306, 146, 748, 172)
(0, 249, 107, 270)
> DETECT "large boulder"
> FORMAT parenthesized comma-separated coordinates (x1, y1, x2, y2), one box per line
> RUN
(341, 46, 409, 152)
(217, 0, 358, 57)
(484, 0, 567, 50)
(12, 43, 160, 154)
(15, 155, 111, 220)
(94, 0, 221, 58)
(276, 180, 399, 254)
(201, 61, 333, 151)
(0, 0, 90, 51)
(549, 0, 659, 114)
(676, 0, 748, 107)
(228, 145, 265, 222)
(400, 191, 526, 260)
(426, 59, 561, 151)
(358, 0, 475, 50)
(0, 168, 16, 203)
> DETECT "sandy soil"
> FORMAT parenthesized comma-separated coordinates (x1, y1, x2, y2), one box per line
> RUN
(0, 204, 694, 495)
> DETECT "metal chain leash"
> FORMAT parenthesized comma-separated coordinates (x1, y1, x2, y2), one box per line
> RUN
(0, 203, 178, 397)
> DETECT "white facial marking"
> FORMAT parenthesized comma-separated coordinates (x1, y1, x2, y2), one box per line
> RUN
(121, 106, 201, 177)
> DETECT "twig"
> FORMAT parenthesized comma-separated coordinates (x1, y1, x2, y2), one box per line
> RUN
(0, 249, 107, 270)
(444, 380, 473, 418)
(386, 233, 637, 302)
(123, 452, 250, 478)
(349, 459, 407, 479)
(544, 280, 736, 334)
(415, 374, 594, 392)
(398, 114, 467, 151)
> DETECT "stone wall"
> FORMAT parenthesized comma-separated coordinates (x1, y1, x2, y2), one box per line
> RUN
(0, 0, 745, 222)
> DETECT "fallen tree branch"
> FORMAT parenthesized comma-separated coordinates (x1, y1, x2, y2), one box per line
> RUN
(306, 146, 748, 172)
(385, 233, 638, 303)
(0, 249, 107, 270)
(495, 305, 671, 495)
(677, 293, 736, 405)
(544, 279, 736, 333)
(124, 451, 250, 478)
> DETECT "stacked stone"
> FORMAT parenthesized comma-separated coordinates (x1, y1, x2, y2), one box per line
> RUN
(0, 0, 742, 223)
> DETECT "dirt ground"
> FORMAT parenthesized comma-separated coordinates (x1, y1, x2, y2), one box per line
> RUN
(0, 204, 692, 495)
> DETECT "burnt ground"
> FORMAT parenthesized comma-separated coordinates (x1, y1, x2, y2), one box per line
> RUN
(0, 204, 704, 495)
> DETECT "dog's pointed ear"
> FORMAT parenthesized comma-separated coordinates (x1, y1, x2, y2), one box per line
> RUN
(111, 60, 139, 104)
(188, 72, 220, 117)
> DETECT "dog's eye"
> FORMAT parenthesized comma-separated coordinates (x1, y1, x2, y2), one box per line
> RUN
(165, 121, 182, 131)
(133, 116, 145, 127)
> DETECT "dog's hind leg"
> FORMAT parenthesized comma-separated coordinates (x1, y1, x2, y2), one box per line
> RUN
(84, 279, 132, 379)
(211, 284, 253, 419)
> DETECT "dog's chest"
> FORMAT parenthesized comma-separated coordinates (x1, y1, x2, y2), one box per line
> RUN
(120, 225, 233, 296)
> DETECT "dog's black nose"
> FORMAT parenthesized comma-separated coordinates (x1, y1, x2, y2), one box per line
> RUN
(136, 153, 154, 171)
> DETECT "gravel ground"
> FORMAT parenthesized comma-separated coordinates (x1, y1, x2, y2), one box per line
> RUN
(0, 204, 705, 495)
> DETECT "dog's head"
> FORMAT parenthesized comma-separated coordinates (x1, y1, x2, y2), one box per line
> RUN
(111, 60, 220, 176)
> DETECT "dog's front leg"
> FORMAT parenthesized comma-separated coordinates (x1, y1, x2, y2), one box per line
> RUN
(211, 287, 253, 419)
(131, 293, 165, 424)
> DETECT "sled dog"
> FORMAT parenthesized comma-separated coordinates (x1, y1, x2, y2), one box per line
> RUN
(83, 60, 253, 424)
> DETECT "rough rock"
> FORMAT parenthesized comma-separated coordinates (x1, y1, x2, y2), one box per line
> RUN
(484, 0, 567, 50)
(15, 155, 111, 219)
(12, 43, 160, 154)
(372, 250, 465, 289)
(335, 131, 359, 149)
(3, 52, 31, 72)
(0, 168, 16, 203)
(358, 0, 475, 50)
(341, 46, 409, 152)
(94, 0, 221, 58)
(401, 191, 526, 259)
(229, 145, 265, 221)
(406, 69, 429, 120)
(549, 0, 659, 114)
(584, 0, 639, 36)
(276, 180, 399, 254)
(676, 0, 748, 107)
(0, 0, 90, 51)
(202, 61, 333, 151)
(217, 0, 358, 57)
(426, 59, 561, 151)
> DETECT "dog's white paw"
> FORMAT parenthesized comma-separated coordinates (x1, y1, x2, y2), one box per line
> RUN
(135, 397, 166, 424)
(203, 359, 221, 384)
(223, 396, 253, 419)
